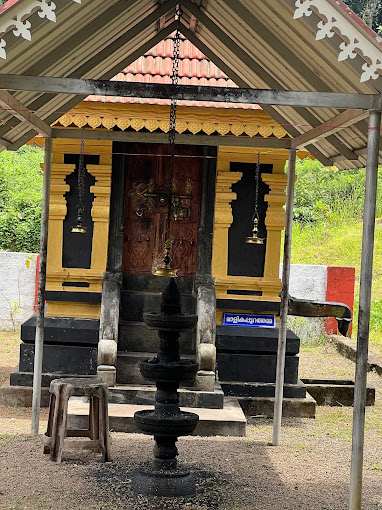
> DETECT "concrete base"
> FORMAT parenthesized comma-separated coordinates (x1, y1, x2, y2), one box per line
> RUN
(68, 396, 247, 437)
(0, 381, 50, 407)
(238, 393, 316, 419)
(221, 380, 306, 399)
(302, 378, 375, 407)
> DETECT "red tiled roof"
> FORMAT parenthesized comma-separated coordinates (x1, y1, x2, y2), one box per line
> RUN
(86, 35, 260, 110)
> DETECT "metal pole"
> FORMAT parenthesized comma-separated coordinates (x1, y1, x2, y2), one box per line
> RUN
(349, 110, 381, 509)
(272, 147, 296, 446)
(31, 137, 52, 437)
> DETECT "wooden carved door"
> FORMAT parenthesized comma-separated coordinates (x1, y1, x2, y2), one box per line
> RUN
(122, 143, 201, 277)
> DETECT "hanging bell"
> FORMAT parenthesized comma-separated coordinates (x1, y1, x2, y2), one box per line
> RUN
(153, 238, 178, 277)
(71, 209, 87, 234)
(246, 217, 264, 244)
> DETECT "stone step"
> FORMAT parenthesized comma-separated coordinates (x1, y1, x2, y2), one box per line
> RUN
(302, 378, 375, 407)
(238, 393, 316, 419)
(220, 379, 307, 399)
(120, 291, 196, 322)
(108, 384, 224, 409)
(118, 320, 195, 354)
(122, 274, 194, 294)
(116, 352, 196, 385)
(67, 396, 247, 437)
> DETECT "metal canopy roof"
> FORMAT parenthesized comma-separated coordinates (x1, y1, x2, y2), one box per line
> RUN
(0, 0, 381, 168)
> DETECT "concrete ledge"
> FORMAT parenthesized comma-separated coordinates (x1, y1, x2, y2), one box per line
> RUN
(68, 396, 247, 437)
(238, 393, 316, 419)
(302, 378, 375, 406)
(330, 336, 382, 376)
(0, 382, 50, 407)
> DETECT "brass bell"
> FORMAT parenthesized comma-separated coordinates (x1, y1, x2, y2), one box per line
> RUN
(153, 238, 178, 277)
(71, 212, 87, 233)
(246, 217, 264, 245)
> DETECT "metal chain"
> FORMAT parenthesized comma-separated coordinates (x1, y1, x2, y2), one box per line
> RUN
(77, 139, 85, 219)
(166, 5, 182, 234)
(253, 152, 261, 219)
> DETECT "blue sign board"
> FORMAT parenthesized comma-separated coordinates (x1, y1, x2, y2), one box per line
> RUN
(222, 312, 276, 328)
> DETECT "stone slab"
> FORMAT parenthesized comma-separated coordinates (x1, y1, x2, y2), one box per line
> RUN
(119, 320, 194, 354)
(109, 383, 224, 409)
(330, 336, 382, 376)
(0, 381, 50, 407)
(68, 396, 247, 437)
(302, 378, 375, 406)
(21, 314, 99, 346)
(238, 393, 316, 419)
(120, 291, 196, 322)
(216, 326, 300, 354)
(220, 379, 306, 398)
(217, 352, 299, 384)
(18, 343, 97, 375)
(10, 370, 99, 388)
(116, 352, 195, 386)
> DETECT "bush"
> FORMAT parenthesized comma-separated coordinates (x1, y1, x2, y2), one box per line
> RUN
(0, 146, 44, 252)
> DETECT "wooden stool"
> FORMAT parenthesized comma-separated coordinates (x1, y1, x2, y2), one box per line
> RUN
(43, 378, 111, 463)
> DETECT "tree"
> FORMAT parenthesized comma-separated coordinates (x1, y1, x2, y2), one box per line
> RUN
(343, 0, 382, 30)
(0, 146, 44, 253)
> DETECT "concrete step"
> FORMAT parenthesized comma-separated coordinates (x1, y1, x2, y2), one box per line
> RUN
(120, 291, 196, 322)
(108, 383, 224, 409)
(67, 396, 247, 437)
(116, 352, 196, 385)
(302, 378, 375, 407)
(118, 320, 194, 354)
(238, 393, 317, 419)
(220, 379, 307, 399)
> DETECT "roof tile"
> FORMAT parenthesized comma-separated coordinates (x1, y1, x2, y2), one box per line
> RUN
(86, 34, 259, 110)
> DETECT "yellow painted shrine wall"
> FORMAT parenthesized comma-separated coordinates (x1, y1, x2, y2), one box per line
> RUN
(45, 138, 112, 319)
(40, 102, 310, 320)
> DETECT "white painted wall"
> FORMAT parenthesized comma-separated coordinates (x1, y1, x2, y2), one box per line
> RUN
(0, 252, 38, 328)
(282, 263, 328, 302)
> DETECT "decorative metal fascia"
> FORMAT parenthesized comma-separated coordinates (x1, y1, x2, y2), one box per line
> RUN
(294, 0, 382, 82)
(0, 0, 81, 60)
(53, 113, 290, 139)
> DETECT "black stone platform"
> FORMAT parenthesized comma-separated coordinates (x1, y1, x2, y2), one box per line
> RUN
(10, 315, 99, 388)
(21, 315, 99, 346)
(216, 325, 304, 398)
(10, 344, 97, 387)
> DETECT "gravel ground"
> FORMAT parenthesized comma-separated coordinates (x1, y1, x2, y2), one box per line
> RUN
(0, 342, 381, 510)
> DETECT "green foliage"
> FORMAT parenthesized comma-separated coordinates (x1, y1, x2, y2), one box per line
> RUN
(0, 146, 44, 252)
(343, 0, 382, 30)
(291, 157, 382, 224)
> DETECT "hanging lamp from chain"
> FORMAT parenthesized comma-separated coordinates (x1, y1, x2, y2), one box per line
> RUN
(153, 5, 183, 277)
(246, 152, 265, 245)
(71, 139, 87, 233)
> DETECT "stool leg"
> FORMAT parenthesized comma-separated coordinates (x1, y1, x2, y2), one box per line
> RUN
(99, 389, 111, 462)
(50, 387, 69, 463)
(44, 393, 56, 454)
(89, 396, 99, 440)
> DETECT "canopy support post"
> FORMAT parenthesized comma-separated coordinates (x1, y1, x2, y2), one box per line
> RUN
(31, 137, 52, 437)
(272, 147, 296, 446)
(349, 110, 381, 509)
